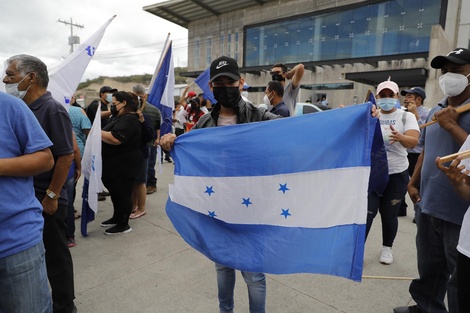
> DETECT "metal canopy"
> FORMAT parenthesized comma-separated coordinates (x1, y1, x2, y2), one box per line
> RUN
(143, 0, 275, 28)
(345, 68, 428, 88)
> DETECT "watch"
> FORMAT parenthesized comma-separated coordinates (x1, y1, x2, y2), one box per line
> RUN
(46, 189, 59, 200)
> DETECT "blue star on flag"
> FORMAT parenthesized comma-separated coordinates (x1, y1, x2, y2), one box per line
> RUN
(208, 211, 217, 218)
(205, 186, 215, 196)
(242, 198, 252, 207)
(278, 183, 289, 194)
(280, 208, 291, 219)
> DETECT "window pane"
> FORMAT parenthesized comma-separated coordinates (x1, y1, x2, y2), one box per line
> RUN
(244, 0, 441, 67)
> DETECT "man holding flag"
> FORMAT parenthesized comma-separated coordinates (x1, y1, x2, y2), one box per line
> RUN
(162, 55, 278, 313)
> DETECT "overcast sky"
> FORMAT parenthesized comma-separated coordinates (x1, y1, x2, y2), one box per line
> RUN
(0, 0, 188, 82)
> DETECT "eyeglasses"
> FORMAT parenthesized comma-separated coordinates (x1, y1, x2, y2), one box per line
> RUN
(270, 71, 282, 76)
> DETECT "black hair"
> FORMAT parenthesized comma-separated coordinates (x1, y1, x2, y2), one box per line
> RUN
(112, 91, 139, 112)
(272, 63, 288, 73)
(267, 81, 284, 97)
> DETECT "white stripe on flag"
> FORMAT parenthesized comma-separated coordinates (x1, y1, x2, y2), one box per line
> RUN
(169, 166, 369, 228)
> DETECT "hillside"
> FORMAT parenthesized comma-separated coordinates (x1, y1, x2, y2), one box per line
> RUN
(77, 67, 188, 90)
(75, 67, 188, 106)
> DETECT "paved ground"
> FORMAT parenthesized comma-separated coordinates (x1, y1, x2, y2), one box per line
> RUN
(70, 161, 419, 313)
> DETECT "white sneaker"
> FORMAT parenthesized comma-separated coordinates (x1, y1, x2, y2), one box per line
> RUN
(380, 246, 393, 264)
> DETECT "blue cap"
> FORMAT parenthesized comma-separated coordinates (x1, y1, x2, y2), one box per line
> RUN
(400, 87, 426, 100)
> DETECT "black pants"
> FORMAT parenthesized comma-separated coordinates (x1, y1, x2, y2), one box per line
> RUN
(43, 203, 75, 313)
(458, 251, 470, 312)
(102, 176, 135, 226)
(398, 152, 420, 215)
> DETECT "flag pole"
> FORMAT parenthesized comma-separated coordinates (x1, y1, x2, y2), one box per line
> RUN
(438, 149, 470, 163)
(148, 33, 171, 94)
(365, 90, 372, 103)
(420, 103, 470, 129)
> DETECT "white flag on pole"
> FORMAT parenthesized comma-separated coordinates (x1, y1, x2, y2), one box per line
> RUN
(48, 15, 116, 108)
(81, 105, 103, 213)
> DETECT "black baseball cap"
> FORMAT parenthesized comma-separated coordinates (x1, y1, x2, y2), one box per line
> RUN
(400, 87, 426, 100)
(99, 86, 117, 95)
(209, 56, 240, 83)
(431, 48, 470, 69)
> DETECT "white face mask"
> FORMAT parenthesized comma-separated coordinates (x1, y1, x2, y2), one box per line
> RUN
(439, 72, 470, 97)
(5, 75, 31, 99)
(263, 92, 274, 107)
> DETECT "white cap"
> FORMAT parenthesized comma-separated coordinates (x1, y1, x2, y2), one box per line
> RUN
(376, 78, 399, 95)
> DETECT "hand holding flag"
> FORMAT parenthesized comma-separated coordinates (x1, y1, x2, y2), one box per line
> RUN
(166, 103, 386, 281)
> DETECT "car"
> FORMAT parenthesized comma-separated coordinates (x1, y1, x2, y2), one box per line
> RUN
(294, 103, 330, 116)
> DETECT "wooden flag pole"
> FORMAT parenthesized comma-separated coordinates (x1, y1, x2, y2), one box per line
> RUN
(362, 275, 414, 280)
(438, 149, 470, 163)
(420, 103, 470, 129)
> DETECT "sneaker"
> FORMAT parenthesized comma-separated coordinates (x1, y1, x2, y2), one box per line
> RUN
(104, 224, 132, 235)
(146, 186, 157, 194)
(100, 218, 117, 227)
(67, 238, 76, 248)
(380, 246, 393, 264)
(393, 305, 422, 313)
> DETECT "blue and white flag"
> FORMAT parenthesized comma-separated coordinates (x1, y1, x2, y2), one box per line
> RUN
(80, 105, 103, 236)
(48, 15, 116, 108)
(148, 38, 174, 136)
(194, 67, 216, 104)
(166, 103, 382, 282)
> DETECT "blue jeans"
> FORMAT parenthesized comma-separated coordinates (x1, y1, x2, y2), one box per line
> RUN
(0, 241, 52, 313)
(409, 210, 461, 313)
(215, 263, 266, 313)
(366, 170, 409, 246)
(147, 145, 157, 187)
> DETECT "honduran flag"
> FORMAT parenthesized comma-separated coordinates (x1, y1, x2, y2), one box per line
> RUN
(364, 89, 376, 106)
(194, 67, 216, 104)
(148, 36, 175, 136)
(166, 103, 383, 282)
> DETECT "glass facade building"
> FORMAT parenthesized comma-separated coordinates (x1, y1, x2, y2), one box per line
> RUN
(244, 0, 442, 67)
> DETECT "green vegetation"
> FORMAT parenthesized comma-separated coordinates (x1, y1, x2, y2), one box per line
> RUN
(77, 67, 188, 90)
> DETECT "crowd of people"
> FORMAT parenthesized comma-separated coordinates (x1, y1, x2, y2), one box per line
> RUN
(1, 47, 470, 313)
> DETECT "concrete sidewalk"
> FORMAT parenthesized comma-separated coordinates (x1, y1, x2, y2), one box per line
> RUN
(70, 162, 418, 313)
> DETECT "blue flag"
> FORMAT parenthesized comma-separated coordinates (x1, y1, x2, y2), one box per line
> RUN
(148, 41, 175, 136)
(81, 178, 95, 237)
(194, 67, 216, 104)
(166, 103, 385, 282)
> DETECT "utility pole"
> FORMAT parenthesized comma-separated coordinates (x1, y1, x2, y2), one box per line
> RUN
(58, 18, 84, 54)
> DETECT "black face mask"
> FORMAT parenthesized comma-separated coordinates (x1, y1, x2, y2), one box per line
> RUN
(110, 105, 120, 117)
(212, 87, 241, 109)
(271, 73, 285, 82)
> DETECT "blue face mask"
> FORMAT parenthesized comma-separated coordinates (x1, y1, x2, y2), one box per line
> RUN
(377, 98, 398, 111)
(106, 93, 113, 103)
